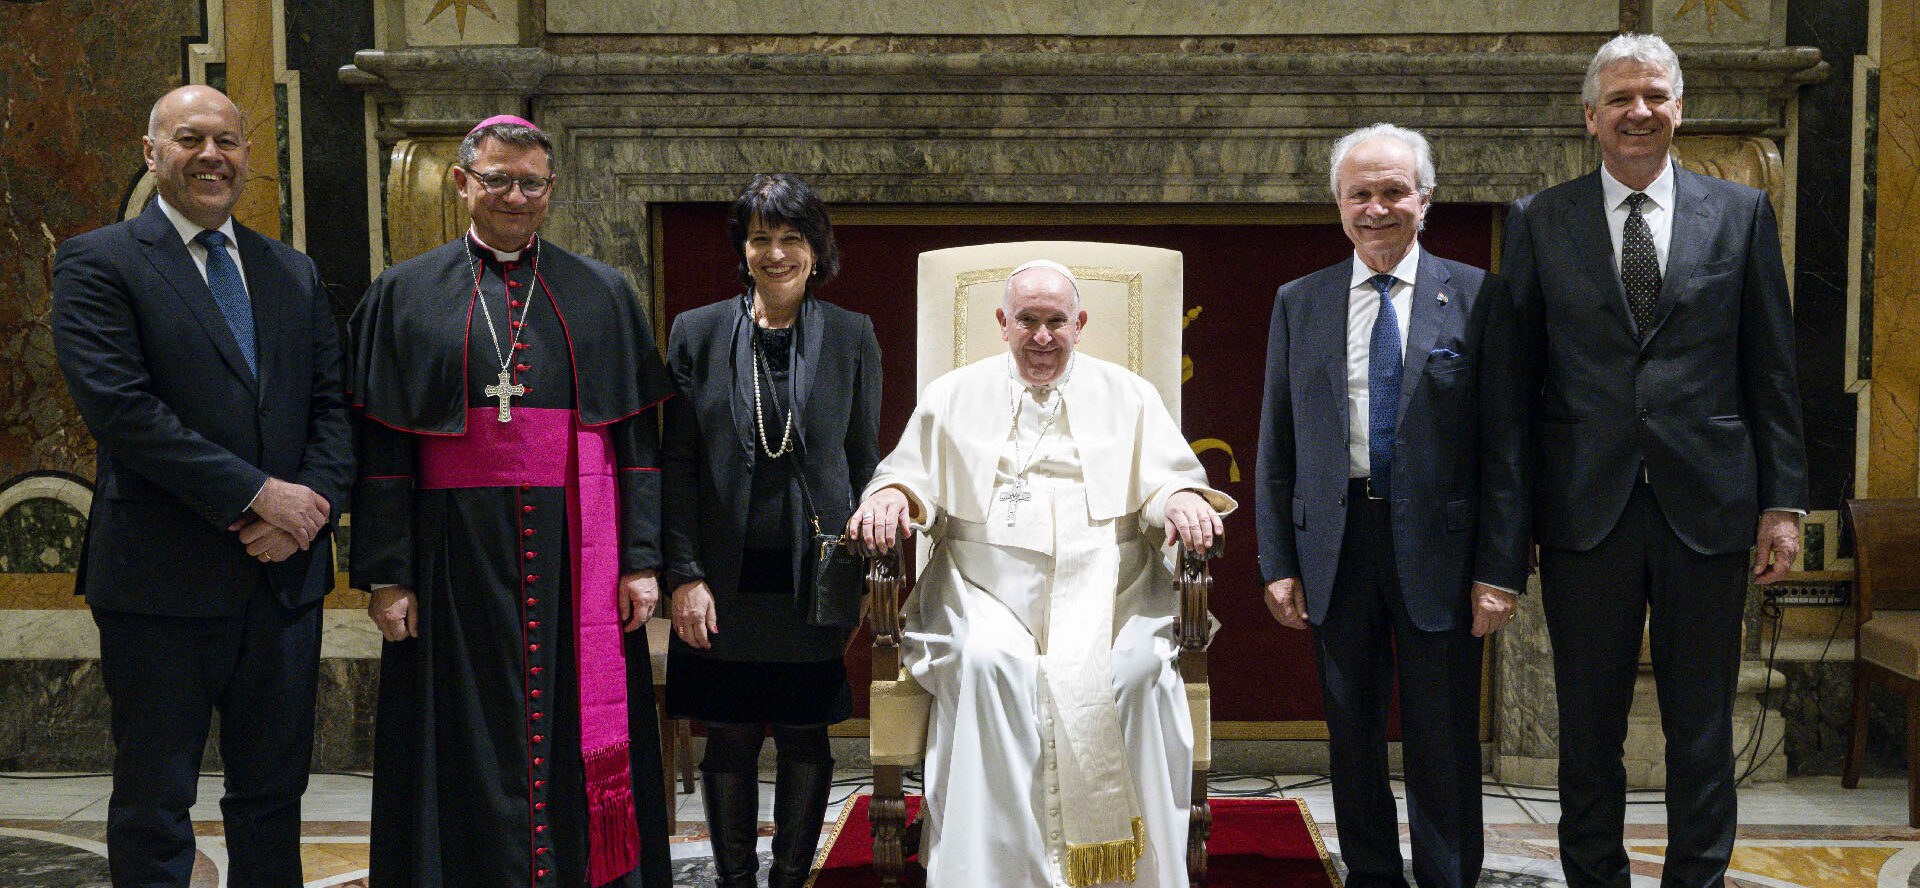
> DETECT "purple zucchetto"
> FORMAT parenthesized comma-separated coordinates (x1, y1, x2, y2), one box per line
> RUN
(468, 114, 539, 135)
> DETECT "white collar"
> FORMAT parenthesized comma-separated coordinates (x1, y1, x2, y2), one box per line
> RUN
(1348, 242, 1422, 290)
(1600, 159, 1676, 213)
(155, 195, 238, 249)
(468, 228, 528, 262)
(1006, 352, 1076, 394)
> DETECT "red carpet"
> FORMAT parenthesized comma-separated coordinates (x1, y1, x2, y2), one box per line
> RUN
(808, 796, 1341, 887)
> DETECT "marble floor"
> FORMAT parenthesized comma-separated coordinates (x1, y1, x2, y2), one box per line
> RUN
(0, 770, 1914, 887)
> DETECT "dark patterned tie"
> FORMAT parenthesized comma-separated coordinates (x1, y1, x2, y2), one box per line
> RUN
(1367, 273, 1401, 500)
(1622, 192, 1662, 335)
(193, 229, 257, 375)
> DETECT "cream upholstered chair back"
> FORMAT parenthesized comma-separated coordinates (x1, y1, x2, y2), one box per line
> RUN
(913, 241, 1186, 417)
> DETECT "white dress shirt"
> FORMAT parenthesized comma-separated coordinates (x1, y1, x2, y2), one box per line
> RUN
(154, 195, 248, 286)
(1599, 160, 1675, 277)
(1346, 244, 1420, 478)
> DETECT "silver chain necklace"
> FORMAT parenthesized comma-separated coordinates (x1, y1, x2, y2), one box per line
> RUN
(997, 354, 1073, 525)
(464, 235, 542, 422)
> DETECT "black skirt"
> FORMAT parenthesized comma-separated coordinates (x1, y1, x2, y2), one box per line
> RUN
(664, 548, 854, 726)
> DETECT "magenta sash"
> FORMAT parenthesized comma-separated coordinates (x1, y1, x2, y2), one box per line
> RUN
(419, 407, 640, 884)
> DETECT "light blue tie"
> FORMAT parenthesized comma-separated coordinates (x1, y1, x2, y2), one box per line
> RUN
(193, 229, 256, 375)
(1367, 273, 1401, 500)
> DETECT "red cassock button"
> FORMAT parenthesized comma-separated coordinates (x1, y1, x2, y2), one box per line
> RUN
(526, 574, 539, 583)
(530, 689, 542, 698)
(533, 734, 544, 743)
(530, 666, 544, 675)
(535, 824, 547, 833)
(532, 712, 544, 720)
(520, 483, 531, 492)
(535, 803, 546, 811)
(527, 643, 539, 652)
(526, 621, 538, 630)
(534, 757, 545, 766)
(536, 846, 548, 855)
(523, 528, 536, 538)
(525, 598, 537, 607)
(525, 551, 537, 560)
(509, 281, 523, 288)
(516, 364, 530, 372)
(522, 504, 535, 513)
(535, 780, 546, 789)
(514, 342, 528, 350)
(537, 869, 549, 878)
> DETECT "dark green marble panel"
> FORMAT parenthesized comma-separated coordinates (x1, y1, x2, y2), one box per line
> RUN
(0, 658, 379, 772)
(0, 499, 86, 573)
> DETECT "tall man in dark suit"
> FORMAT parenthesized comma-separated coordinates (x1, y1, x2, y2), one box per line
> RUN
(51, 85, 351, 888)
(1481, 34, 1808, 888)
(1256, 124, 1514, 888)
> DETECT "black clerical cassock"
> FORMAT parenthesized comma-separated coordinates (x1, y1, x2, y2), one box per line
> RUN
(349, 234, 675, 888)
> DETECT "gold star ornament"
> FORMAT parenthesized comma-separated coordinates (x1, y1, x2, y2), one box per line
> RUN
(424, 0, 499, 34)
(1672, 0, 1751, 35)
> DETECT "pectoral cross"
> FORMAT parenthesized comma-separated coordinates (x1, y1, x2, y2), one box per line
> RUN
(484, 370, 525, 423)
(998, 478, 1032, 526)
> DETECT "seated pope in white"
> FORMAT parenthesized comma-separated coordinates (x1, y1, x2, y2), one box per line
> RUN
(850, 261, 1233, 888)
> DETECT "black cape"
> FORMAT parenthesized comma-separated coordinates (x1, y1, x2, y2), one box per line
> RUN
(349, 236, 673, 434)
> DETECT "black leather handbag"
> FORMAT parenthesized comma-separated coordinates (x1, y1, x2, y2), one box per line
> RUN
(792, 461, 866, 628)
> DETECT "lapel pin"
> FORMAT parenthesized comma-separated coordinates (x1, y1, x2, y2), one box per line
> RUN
(1436, 294, 1449, 306)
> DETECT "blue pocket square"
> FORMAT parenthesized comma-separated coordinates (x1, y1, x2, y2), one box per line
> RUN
(1429, 348, 1460, 359)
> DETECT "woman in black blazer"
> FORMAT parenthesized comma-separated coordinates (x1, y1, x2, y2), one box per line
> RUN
(661, 173, 882, 888)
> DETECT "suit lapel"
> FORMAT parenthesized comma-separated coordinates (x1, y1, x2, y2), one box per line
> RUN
(791, 296, 823, 452)
(1644, 164, 1716, 342)
(727, 300, 757, 456)
(1321, 261, 1353, 442)
(1396, 250, 1451, 422)
(132, 204, 260, 396)
(1565, 173, 1637, 338)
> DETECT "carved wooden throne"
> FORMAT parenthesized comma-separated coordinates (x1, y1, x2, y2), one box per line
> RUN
(865, 241, 1216, 886)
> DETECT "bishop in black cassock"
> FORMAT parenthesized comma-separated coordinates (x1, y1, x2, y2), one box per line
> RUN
(349, 116, 675, 888)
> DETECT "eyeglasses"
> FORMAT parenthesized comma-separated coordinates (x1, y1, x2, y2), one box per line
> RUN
(462, 167, 553, 198)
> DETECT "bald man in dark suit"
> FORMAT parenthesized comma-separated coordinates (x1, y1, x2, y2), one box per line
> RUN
(52, 85, 350, 888)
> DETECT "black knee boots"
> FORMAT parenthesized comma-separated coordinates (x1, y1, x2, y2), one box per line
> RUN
(766, 759, 835, 888)
(701, 769, 761, 888)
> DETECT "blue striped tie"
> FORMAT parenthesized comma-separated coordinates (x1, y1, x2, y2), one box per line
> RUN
(1367, 273, 1401, 500)
(193, 229, 256, 375)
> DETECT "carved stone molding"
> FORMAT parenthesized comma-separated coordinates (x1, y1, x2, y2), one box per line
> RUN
(1675, 134, 1787, 216)
(385, 139, 467, 264)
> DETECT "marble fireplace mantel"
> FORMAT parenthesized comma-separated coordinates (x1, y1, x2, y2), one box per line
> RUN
(343, 46, 1822, 277)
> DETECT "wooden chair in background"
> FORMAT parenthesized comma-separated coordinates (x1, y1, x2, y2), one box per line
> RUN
(1841, 497, 1920, 826)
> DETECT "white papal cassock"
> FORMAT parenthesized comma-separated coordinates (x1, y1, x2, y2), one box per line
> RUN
(865, 353, 1234, 888)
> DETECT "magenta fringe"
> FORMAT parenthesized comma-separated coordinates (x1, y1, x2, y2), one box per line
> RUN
(584, 741, 639, 886)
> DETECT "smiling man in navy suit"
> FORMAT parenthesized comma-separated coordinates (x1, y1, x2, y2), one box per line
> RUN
(1256, 123, 1512, 888)
(1481, 34, 1808, 888)
(52, 85, 350, 888)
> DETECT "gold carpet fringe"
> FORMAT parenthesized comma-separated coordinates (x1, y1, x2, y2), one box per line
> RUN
(1063, 817, 1145, 887)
